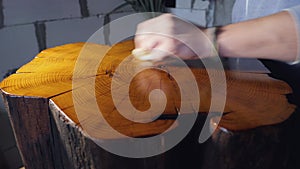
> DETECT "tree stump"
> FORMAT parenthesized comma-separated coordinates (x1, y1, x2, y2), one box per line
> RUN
(0, 40, 298, 169)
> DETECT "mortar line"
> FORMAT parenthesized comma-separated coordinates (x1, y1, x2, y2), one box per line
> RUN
(34, 21, 47, 51)
(79, 0, 90, 17)
(0, 0, 4, 28)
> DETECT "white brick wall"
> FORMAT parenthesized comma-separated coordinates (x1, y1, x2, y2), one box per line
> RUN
(87, 0, 126, 15)
(3, 0, 81, 26)
(0, 24, 39, 79)
(46, 16, 103, 48)
(167, 8, 207, 26)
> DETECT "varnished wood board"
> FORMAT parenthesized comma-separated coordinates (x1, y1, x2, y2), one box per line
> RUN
(0, 40, 296, 139)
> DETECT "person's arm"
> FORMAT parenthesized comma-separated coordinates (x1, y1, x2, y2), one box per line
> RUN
(217, 11, 298, 63)
(134, 8, 300, 63)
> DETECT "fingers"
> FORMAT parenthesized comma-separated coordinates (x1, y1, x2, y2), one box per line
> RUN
(134, 14, 182, 61)
(135, 32, 197, 60)
(134, 13, 206, 61)
(132, 48, 170, 61)
(134, 34, 157, 49)
(134, 33, 176, 61)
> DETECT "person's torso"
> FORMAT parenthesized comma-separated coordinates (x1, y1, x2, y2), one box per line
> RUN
(232, 0, 300, 23)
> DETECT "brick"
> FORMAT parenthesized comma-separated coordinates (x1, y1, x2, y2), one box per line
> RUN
(87, 0, 128, 15)
(176, 0, 209, 10)
(0, 24, 39, 79)
(46, 16, 104, 48)
(167, 8, 206, 26)
(109, 11, 136, 21)
(3, 0, 81, 26)
(106, 11, 147, 44)
(0, 0, 4, 28)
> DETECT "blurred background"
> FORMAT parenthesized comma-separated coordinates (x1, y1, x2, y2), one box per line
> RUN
(0, 0, 221, 168)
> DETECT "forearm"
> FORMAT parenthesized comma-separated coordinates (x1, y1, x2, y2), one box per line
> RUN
(217, 11, 298, 62)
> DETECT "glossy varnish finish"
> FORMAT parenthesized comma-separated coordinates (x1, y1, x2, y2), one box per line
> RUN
(0, 40, 297, 169)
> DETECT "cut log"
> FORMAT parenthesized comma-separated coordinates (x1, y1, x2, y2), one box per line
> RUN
(0, 40, 298, 169)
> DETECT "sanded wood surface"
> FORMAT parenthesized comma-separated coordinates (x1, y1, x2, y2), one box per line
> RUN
(0, 40, 295, 135)
(0, 40, 298, 169)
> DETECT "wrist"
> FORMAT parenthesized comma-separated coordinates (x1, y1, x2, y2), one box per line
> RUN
(215, 24, 237, 58)
(204, 27, 221, 58)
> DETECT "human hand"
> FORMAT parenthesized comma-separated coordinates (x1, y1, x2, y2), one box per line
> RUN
(134, 14, 216, 61)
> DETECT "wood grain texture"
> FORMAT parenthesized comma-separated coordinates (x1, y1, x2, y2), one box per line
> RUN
(0, 40, 297, 169)
(0, 40, 295, 133)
